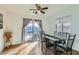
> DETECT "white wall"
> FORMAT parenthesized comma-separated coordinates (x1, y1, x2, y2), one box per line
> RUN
(5, 13, 23, 45)
(0, 7, 23, 47)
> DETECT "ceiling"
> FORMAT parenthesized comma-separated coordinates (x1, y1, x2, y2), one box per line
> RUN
(0, 4, 78, 16)
(0, 4, 64, 15)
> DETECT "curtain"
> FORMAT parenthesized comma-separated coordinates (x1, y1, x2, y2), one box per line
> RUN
(22, 18, 32, 43)
(23, 18, 32, 28)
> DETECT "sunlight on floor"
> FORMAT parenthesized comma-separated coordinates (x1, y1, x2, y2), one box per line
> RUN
(1, 41, 41, 55)
(18, 41, 40, 55)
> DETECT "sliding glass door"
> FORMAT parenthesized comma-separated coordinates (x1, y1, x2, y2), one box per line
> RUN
(24, 21, 33, 42)
(22, 18, 42, 43)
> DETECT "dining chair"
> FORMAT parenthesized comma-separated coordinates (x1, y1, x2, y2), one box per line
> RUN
(44, 37, 54, 54)
(54, 32, 68, 44)
(60, 32, 70, 44)
(56, 34, 76, 55)
(53, 32, 68, 54)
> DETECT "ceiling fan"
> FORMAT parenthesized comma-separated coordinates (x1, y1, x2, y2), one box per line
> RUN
(29, 4, 48, 14)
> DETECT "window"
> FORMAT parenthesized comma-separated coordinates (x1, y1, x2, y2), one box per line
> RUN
(0, 13, 3, 29)
(56, 15, 72, 34)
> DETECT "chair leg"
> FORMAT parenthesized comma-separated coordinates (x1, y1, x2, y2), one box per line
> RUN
(71, 49, 72, 55)
(54, 41, 57, 55)
(66, 51, 68, 55)
(46, 48, 47, 55)
(45, 47, 47, 55)
(71, 51, 72, 55)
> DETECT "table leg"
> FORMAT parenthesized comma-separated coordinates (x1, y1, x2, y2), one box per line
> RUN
(54, 41, 57, 55)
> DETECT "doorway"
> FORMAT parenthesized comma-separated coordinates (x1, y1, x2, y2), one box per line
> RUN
(22, 18, 42, 43)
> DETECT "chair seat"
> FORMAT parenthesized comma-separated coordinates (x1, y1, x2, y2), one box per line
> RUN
(46, 41, 54, 47)
(57, 44, 71, 51)
(44, 37, 54, 48)
(57, 44, 66, 49)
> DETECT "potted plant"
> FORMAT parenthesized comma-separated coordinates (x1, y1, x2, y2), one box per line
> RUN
(3, 31, 12, 48)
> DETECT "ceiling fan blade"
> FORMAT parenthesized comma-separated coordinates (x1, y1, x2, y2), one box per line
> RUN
(41, 7, 48, 10)
(29, 9, 36, 10)
(40, 11, 45, 14)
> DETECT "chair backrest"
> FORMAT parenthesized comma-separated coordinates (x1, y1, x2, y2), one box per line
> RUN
(54, 31, 58, 37)
(41, 31, 45, 42)
(54, 31, 70, 38)
(66, 34, 76, 48)
(62, 32, 71, 44)
(54, 31, 70, 44)
(54, 31, 62, 38)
